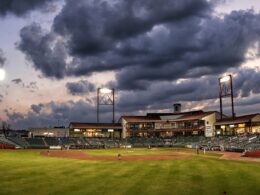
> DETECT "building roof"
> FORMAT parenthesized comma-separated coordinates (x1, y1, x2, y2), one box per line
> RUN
(120, 116, 161, 123)
(215, 113, 260, 125)
(174, 111, 216, 121)
(69, 122, 122, 129)
(146, 110, 204, 117)
(121, 111, 217, 123)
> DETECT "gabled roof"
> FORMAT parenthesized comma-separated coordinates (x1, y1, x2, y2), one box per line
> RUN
(120, 116, 161, 123)
(69, 122, 122, 129)
(215, 113, 260, 125)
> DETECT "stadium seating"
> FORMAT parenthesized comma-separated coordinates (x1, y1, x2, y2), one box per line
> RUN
(8, 137, 29, 148)
(0, 137, 21, 149)
(25, 138, 48, 149)
(1, 134, 259, 152)
(44, 137, 60, 146)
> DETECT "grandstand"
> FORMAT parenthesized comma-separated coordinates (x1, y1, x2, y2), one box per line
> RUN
(0, 136, 21, 149)
(25, 138, 48, 149)
(0, 133, 259, 153)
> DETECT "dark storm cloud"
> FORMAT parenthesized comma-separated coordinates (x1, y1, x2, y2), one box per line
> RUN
(66, 80, 95, 95)
(234, 69, 260, 97)
(18, 23, 67, 79)
(117, 76, 218, 113)
(0, 0, 57, 17)
(115, 10, 260, 90)
(53, 0, 210, 55)
(17, 0, 212, 78)
(18, 0, 260, 90)
(0, 49, 5, 66)
(31, 103, 44, 114)
(14, 0, 260, 123)
(11, 78, 23, 84)
(117, 68, 260, 113)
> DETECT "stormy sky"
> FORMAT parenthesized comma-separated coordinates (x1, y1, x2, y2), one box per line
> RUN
(0, 0, 260, 129)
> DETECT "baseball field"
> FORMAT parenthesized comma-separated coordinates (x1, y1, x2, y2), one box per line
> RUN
(0, 148, 260, 195)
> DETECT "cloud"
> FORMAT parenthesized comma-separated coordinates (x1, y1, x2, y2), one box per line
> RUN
(115, 10, 260, 90)
(31, 103, 44, 114)
(5, 109, 24, 121)
(12, 0, 260, 128)
(17, 1, 260, 89)
(11, 78, 23, 84)
(6, 68, 260, 129)
(11, 79, 38, 91)
(234, 68, 260, 97)
(17, 0, 212, 78)
(26, 81, 38, 89)
(66, 80, 95, 95)
(7, 100, 117, 129)
(17, 23, 67, 79)
(116, 68, 260, 113)
(53, 0, 210, 55)
(0, 49, 6, 67)
(0, 0, 58, 17)
(0, 94, 3, 102)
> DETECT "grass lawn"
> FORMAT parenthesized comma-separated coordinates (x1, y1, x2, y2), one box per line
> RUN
(0, 149, 260, 195)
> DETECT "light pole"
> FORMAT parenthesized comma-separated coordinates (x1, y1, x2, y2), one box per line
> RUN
(218, 74, 235, 120)
(97, 88, 115, 123)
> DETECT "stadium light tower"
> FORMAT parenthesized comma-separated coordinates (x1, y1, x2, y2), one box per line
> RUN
(218, 74, 235, 120)
(0, 68, 5, 81)
(97, 87, 115, 123)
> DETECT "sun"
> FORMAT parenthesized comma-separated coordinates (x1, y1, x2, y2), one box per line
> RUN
(0, 68, 5, 81)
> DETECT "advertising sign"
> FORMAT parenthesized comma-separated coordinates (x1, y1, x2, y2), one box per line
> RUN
(205, 125, 214, 137)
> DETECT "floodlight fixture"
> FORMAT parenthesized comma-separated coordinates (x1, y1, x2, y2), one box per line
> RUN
(220, 75, 230, 83)
(218, 74, 235, 120)
(100, 88, 112, 94)
(97, 87, 115, 123)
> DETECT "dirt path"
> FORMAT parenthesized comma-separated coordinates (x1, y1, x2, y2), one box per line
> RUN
(41, 150, 192, 161)
(213, 151, 260, 163)
(41, 150, 260, 163)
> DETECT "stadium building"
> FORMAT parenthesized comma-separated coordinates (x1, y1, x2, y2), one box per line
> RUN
(214, 113, 260, 135)
(69, 122, 122, 138)
(28, 127, 69, 137)
(120, 110, 221, 138)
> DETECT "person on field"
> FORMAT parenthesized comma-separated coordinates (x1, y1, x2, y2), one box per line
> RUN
(118, 153, 121, 160)
(196, 145, 199, 155)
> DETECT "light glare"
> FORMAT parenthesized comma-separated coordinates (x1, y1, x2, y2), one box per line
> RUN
(100, 88, 112, 94)
(220, 75, 230, 83)
(0, 68, 5, 81)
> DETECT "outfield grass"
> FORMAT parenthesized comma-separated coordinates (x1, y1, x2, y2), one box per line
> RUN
(0, 149, 260, 195)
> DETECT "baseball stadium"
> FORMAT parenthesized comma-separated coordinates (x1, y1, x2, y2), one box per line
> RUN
(1, 104, 260, 195)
